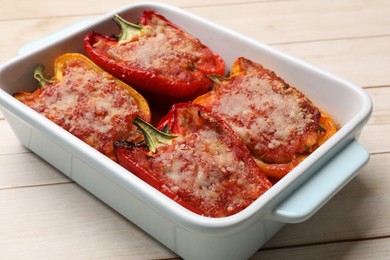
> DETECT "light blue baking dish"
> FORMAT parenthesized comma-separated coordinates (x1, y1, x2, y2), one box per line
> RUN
(0, 2, 372, 259)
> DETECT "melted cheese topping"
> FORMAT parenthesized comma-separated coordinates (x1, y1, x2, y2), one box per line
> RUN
(21, 59, 142, 160)
(207, 60, 319, 163)
(155, 133, 245, 200)
(139, 106, 271, 217)
(106, 16, 209, 82)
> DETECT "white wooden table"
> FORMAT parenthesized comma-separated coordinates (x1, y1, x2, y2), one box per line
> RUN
(1, 0, 389, 259)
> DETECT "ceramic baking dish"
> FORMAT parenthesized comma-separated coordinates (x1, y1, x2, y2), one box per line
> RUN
(0, 2, 372, 259)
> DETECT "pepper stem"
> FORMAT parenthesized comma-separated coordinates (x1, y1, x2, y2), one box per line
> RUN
(207, 74, 230, 83)
(113, 14, 143, 45)
(34, 64, 55, 88)
(133, 116, 177, 153)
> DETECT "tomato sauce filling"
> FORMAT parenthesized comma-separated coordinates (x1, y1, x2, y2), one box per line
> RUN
(18, 59, 143, 160)
(94, 15, 220, 83)
(196, 58, 321, 164)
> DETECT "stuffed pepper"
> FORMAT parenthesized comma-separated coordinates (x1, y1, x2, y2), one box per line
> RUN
(84, 11, 225, 98)
(114, 103, 272, 217)
(14, 53, 151, 161)
(193, 57, 338, 180)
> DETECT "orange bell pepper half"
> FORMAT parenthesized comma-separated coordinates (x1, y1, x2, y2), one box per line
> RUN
(14, 53, 151, 161)
(194, 57, 338, 180)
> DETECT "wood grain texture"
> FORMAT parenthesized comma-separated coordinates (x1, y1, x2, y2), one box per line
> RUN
(0, 0, 388, 259)
(0, 184, 176, 259)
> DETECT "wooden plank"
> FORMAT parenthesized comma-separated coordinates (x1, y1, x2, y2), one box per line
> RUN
(274, 36, 390, 88)
(0, 152, 71, 189)
(0, 15, 96, 63)
(0, 119, 29, 155)
(365, 87, 390, 115)
(0, 0, 278, 20)
(263, 153, 390, 248)
(0, 183, 176, 259)
(191, 0, 390, 44)
(359, 124, 390, 154)
(252, 237, 390, 259)
(358, 87, 390, 153)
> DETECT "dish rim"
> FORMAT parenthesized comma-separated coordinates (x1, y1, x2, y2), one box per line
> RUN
(0, 1, 373, 231)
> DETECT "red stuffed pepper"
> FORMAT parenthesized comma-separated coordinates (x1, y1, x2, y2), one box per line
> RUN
(84, 11, 225, 98)
(114, 103, 272, 217)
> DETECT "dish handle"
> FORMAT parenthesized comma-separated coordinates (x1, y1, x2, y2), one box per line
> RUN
(271, 140, 369, 223)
